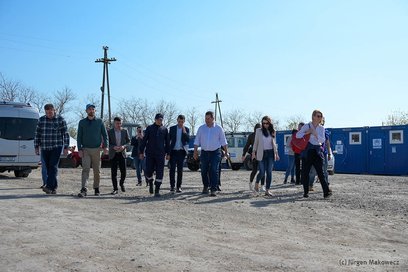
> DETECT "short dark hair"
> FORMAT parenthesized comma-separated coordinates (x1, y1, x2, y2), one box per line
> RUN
(205, 111, 214, 118)
(44, 104, 54, 110)
(177, 114, 185, 120)
(113, 117, 122, 122)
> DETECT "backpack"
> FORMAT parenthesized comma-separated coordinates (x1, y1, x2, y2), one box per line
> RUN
(291, 124, 311, 154)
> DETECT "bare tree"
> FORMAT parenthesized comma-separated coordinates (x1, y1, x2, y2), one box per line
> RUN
(0, 73, 21, 102)
(52, 87, 76, 115)
(244, 111, 264, 131)
(30, 91, 49, 114)
(186, 107, 200, 135)
(154, 100, 179, 127)
(284, 115, 306, 130)
(224, 109, 246, 133)
(384, 110, 408, 125)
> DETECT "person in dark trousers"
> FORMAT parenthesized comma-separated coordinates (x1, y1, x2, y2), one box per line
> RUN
(131, 126, 144, 186)
(168, 115, 190, 193)
(108, 117, 130, 195)
(34, 103, 70, 194)
(241, 123, 265, 191)
(296, 110, 332, 198)
(139, 113, 170, 197)
(194, 111, 229, 197)
(294, 122, 305, 185)
(77, 104, 108, 197)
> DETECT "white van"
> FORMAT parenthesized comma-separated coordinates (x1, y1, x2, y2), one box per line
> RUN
(0, 102, 40, 177)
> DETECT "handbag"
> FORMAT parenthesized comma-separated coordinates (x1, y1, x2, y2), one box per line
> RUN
(291, 125, 311, 154)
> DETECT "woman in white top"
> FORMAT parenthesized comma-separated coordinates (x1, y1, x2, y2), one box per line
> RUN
(296, 110, 331, 198)
(252, 116, 280, 196)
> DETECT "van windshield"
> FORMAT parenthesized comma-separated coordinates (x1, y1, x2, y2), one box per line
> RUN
(0, 117, 38, 141)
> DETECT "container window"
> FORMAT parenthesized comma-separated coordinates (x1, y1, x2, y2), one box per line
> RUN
(349, 132, 361, 145)
(227, 137, 235, 148)
(389, 130, 403, 144)
(237, 137, 246, 148)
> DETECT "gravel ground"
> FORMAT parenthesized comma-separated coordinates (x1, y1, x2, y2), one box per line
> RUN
(0, 167, 407, 272)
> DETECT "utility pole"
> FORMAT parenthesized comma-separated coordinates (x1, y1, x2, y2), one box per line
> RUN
(211, 92, 223, 128)
(95, 46, 116, 126)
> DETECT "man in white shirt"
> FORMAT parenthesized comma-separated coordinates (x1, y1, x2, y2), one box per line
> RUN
(194, 111, 228, 196)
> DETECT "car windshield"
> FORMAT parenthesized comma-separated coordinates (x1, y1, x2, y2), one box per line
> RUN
(0, 117, 38, 141)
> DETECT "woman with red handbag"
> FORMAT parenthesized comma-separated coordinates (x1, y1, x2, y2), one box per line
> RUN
(296, 110, 332, 198)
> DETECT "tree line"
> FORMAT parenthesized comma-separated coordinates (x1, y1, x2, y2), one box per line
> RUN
(1, 72, 407, 138)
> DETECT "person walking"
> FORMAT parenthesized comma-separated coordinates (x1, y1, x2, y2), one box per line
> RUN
(168, 115, 190, 193)
(284, 129, 296, 184)
(193, 111, 228, 197)
(296, 110, 332, 198)
(293, 122, 305, 185)
(131, 126, 144, 186)
(252, 116, 280, 196)
(108, 117, 130, 195)
(34, 103, 70, 194)
(139, 113, 170, 197)
(241, 123, 265, 191)
(77, 104, 108, 197)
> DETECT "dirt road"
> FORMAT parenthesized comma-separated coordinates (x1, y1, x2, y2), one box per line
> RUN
(0, 168, 407, 271)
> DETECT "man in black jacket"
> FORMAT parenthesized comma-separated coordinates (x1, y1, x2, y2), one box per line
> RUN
(139, 113, 170, 197)
(168, 115, 190, 193)
(131, 126, 144, 186)
(241, 123, 264, 191)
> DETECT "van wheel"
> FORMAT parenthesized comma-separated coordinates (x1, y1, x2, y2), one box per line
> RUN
(244, 156, 253, 171)
(14, 170, 29, 178)
(231, 164, 241, 171)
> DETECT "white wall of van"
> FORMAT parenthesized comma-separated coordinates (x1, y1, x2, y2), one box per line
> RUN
(0, 102, 40, 177)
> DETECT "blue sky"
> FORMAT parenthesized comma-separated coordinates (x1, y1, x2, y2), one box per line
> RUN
(1, 0, 407, 128)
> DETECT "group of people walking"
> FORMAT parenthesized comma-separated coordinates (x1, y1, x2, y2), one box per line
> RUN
(34, 103, 331, 199)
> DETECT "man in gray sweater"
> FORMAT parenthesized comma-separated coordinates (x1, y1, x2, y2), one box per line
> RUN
(77, 104, 108, 197)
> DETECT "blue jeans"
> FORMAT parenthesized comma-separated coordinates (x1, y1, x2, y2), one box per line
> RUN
(200, 149, 221, 192)
(284, 155, 295, 181)
(41, 155, 47, 186)
(133, 156, 144, 182)
(41, 147, 62, 191)
(256, 149, 275, 190)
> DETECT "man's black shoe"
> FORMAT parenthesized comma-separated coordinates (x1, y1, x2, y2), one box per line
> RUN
(42, 187, 51, 194)
(303, 193, 309, 198)
(94, 188, 100, 196)
(324, 191, 332, 198)
(216, 186, 222, 192)
(120, 185, 126, 192)
(176, 187, 182, 193)
(202, 187, 209, 194)
(210, 190, 217, 197)
(170, 187, 175, 192)
(111, 190, 118, 195)
(78, 188, 87, 197)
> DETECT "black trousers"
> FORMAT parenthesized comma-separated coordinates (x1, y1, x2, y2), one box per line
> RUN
(110, 153, 126, 190)
(169, 149, 186, 189)
(249, 159, 265, 185)
(301, 149, 329, 195)
(294, 153, 301, 184)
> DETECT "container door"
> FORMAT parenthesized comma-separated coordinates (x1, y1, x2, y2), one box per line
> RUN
(368, 130, 385, 174)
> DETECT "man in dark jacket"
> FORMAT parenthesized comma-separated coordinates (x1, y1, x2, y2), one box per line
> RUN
(131, 126, 144, 186)
(168, 115, 190, 192)
(241, 123, 264, 191)
(139, 113, 170, 197)
(108, 117, 130, 195)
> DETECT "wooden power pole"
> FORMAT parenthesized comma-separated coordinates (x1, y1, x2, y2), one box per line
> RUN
(95, 46, 116, 126)
(211, 93, 224, 128)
